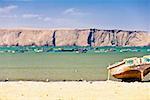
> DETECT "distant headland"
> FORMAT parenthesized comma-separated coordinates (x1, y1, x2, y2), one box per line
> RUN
(0, 28, 149, 46)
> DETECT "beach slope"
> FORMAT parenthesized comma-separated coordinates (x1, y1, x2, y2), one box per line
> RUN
(0, 81, 149, 100)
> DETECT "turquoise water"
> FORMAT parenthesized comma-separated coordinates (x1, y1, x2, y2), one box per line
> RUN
(0, 46, 149, 81)
(0, 46, 150, 53)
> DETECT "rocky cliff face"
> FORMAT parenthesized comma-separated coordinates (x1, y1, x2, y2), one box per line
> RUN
(0, 29, 149, 46)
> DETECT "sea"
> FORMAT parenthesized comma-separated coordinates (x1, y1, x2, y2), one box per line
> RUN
(0, 46, 149, 81)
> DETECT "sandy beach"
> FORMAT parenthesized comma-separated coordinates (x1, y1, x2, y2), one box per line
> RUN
(0, 81, 149, 100)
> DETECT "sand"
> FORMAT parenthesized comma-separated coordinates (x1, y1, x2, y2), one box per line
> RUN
(0, 81, 149, 100)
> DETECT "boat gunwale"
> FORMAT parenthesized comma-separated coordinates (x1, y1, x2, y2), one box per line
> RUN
(107, 61, 125, 69)
(107, 56, 150, 70)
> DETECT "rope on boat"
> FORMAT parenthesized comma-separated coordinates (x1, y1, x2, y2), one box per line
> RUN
(141, 71, 144, 81)
(107, 69, 110, 80)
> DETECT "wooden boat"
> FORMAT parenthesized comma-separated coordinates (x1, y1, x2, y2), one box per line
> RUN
(107, 55, 150, 81)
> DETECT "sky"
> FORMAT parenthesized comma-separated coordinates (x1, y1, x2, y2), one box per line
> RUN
(0, 0, 149, 31)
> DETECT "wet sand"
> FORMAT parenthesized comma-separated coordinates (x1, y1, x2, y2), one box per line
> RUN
(0, 81, 149, 100)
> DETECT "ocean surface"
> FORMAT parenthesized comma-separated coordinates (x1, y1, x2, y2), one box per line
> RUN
(0, 46, 150, 81)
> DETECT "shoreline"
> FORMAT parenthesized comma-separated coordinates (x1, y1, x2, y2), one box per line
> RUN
(0, 80, 149, 100)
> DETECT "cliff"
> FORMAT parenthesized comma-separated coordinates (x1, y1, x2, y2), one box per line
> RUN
(0, 28, 149, 46)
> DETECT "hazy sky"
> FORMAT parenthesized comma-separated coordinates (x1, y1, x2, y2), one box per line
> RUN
(0, 0, 149, 31)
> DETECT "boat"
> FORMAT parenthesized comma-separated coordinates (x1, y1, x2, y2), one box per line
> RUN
(107, 55, 150, 81)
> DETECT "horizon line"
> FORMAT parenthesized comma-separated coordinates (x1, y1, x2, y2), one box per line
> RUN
(0, 27, 148, 32)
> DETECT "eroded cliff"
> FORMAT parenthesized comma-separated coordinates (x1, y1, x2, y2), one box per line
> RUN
(0, 29, 149, 46)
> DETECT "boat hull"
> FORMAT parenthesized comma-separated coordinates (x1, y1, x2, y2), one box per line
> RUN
(113, 70, 141, 80)
(109, 64, 150, 81)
